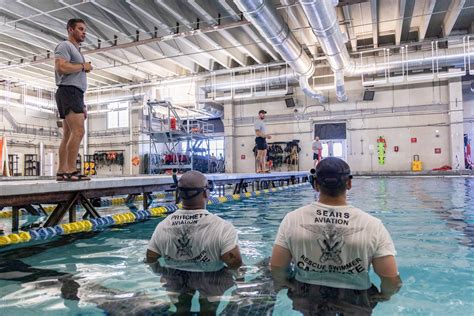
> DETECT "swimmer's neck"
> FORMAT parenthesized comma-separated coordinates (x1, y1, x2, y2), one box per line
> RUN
(317, 194, 347, 206)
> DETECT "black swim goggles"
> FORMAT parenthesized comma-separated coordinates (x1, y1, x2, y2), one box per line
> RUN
(177, 180, 215, 200)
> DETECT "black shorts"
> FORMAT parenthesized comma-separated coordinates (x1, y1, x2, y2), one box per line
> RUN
(313, 153, 320, 160)
(55, 85, 85, 119)
(255, 137, 267, 150)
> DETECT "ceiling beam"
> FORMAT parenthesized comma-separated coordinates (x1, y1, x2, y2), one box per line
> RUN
(442, 0, 466, 38)
(187, 0, 266, 64)
(418, 0, 437, 41)
(394, 0, 406, 45)
(370, 0, 378, 48)
(218, 0, 279, 61)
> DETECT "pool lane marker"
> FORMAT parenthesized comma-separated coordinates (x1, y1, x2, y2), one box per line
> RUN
(0, 192, 173, 218)
(0, 183, 309, 247)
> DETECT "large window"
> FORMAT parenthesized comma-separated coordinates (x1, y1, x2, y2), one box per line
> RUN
(107, 102, 129, 129)
(181, 137, 224, 157)
(209, 138, 224, 157)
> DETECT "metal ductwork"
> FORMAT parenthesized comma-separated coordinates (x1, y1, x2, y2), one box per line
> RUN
(299, 0, 352, 101)
(300, 0, 474, 97)
(234, 0, 327, 102)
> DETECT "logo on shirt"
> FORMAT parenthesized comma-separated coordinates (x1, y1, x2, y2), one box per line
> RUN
(165, 223, 210, 258)
(300, 224, 362, 264)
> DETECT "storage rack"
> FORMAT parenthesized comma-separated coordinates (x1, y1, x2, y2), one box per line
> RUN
(8, 154, 19, 176)
(24, 154, 39, 176)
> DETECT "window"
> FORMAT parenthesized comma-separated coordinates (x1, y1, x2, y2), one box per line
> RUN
(322, 143, 329, 158)
(181, 137, 224, 157)
(333, 142, 343, 157)
(209, 138, 224, 157)
(107, 102, 129, 129)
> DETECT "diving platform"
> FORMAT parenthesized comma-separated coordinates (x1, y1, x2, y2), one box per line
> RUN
(0, 171, 309, 231)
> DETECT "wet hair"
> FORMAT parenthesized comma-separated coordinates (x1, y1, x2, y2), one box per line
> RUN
(67, 18, 85, 31)
(315, 157, 352, 197)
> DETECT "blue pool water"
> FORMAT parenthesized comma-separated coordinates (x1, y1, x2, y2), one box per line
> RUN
(0, 177, 473, 315)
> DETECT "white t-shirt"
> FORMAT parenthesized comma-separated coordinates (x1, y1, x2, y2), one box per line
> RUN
(274, 202, 396, 290)
(148, 209, 238, 272)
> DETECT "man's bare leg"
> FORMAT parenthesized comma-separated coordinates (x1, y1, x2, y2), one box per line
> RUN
(64, 113, 85, 175)
(57, 120, 71, 177)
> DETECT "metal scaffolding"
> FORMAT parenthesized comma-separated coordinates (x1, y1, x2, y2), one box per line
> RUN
(146, 100, 213, 174)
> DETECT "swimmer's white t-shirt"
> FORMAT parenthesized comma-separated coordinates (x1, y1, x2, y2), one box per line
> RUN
(274, 202, 396, 290)
(148, 209, 238, 272)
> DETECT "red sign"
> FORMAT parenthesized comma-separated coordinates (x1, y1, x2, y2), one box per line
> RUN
(394, 146, 399, 152)
(411, 138, 417, 143)
(241, 155, 246, 160)
(434, 148, 441, 154)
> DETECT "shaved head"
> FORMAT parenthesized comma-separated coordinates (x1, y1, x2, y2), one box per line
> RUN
(178, 170, 207, 189)
(178, 170, 209, 209)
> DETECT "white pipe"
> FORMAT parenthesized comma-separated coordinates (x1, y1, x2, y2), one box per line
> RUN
(234, 0, 326, 102)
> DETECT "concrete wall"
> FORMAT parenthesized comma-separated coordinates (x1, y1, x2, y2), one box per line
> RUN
(224, 76, 469, 173)
(1, 74, 472, 176)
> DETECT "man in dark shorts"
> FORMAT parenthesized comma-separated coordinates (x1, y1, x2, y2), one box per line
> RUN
(254, 110, 271, 173)
(54, 18, 93, 181)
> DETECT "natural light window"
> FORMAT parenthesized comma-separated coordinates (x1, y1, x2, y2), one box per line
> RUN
(107, 102, 129, 129)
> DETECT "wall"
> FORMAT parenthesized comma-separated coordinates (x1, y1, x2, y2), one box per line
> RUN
(224, 76, 468, 173)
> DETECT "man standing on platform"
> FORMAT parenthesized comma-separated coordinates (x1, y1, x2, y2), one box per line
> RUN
(255, 110, 272, 173)
(312, 135, 323, 167)
(54, 18, 92, 181)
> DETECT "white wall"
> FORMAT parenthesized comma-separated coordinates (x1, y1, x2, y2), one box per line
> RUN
(224, 76, 469, 173)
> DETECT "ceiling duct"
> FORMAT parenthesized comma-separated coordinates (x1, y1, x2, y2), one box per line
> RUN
(300, 0, 474, 94)
(234, 0, 327, 102)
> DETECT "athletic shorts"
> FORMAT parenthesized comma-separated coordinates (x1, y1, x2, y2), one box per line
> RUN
(313, 153, 320, 160)
(55, 85, 85, 119)
(255, 137, 267, 150)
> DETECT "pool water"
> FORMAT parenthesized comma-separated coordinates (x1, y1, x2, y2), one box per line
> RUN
(0, 177, 473, 315)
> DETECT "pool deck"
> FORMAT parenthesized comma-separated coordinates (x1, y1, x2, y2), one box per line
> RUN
(353, 170, 473, 177)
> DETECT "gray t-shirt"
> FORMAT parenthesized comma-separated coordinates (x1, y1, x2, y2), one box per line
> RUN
(54, 41, 87, 92)
(254, 119, 266, 135)
(312, 140, 322, 152)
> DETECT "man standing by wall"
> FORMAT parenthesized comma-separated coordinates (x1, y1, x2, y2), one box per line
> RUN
(54, 18, 92, 181)
(255, 110, 271, 173)
(312, 135, 323, 167)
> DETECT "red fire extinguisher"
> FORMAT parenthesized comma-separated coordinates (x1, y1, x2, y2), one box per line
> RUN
(170, 117, 176, 130)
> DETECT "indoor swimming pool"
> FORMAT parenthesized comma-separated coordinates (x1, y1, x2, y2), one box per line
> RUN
(0, 177, 473, 315)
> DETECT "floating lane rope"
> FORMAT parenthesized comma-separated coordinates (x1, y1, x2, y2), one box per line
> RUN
(0, 192, 173, 218)
(0, 182, 309, 247)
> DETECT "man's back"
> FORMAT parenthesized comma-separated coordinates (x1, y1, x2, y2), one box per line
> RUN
(148, 208, 238, 272)
(274, 201, 396, 290)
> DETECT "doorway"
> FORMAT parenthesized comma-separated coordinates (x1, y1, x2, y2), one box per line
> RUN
(314, 122, 347, 161)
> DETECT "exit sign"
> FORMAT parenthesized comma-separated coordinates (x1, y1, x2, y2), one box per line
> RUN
(411, 138, 417, 143)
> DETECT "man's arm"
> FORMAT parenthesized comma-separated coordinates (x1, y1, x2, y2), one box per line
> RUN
(145, 248, 161, 263)
(221, 245, 243, 269)
(270, 244, 293, 290)
(55, 58, 92, 75)
(372, 255, 402, 301)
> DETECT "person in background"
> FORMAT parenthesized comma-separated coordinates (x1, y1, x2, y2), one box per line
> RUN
(255, 110, 271, 173)
(146, 170, 242, 314)
(270, 157, 402, 315)
(312, 136, 323, 167)
(54, 18, 92, 181)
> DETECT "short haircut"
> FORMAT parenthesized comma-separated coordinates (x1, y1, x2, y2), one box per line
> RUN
(315, 157, 351, 197)
(67, 18, 85, 31)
